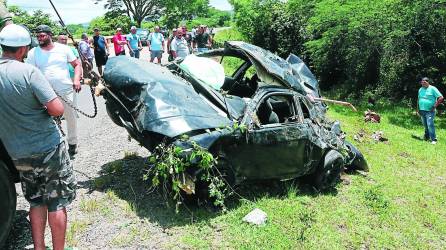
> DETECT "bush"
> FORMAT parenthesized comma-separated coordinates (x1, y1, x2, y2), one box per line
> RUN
(229, 0, 446, 100)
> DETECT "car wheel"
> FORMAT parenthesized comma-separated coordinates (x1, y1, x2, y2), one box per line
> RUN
(105, 100, 124, 127)
(215, 156, 236, 187)
(0, 160, 16, 247)
(312, 150, 343, 191)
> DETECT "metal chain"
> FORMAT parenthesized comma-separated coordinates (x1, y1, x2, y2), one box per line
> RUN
(55, 84, 98, 118)
(54, 116, 66, 137)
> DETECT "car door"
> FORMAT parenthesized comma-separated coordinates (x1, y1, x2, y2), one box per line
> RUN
(226, 92, 311, 180)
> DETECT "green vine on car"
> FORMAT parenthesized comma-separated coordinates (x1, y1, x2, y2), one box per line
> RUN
(144, 139, 232, 212)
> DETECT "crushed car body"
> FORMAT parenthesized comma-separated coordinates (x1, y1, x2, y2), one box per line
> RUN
(102, 41, 368, 191)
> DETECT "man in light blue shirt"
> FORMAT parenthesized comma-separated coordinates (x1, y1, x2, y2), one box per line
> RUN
(127, 26, 142, 59)
(417, 77, 444, 144)
(148, 26, 164, 63)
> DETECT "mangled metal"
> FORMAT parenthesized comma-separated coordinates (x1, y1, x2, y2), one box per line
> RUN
(101, 41, 368, 195)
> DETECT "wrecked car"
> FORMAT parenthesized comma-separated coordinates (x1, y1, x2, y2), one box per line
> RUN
(101, 41, 368, 194)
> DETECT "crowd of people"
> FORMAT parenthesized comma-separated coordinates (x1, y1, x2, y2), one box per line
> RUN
(70, 24, 215, 72)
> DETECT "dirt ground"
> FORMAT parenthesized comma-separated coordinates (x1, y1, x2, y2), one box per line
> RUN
(5, 48, 188, 249)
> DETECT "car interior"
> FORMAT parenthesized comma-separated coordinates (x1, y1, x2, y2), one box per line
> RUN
(216, 56, 259, 98)
(256, 95, 295, 125)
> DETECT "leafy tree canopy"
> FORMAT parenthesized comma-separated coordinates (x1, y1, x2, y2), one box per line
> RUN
(94, 0, 162, 27)
(230, 0, 446, 101)
(8, 5, 61, 35)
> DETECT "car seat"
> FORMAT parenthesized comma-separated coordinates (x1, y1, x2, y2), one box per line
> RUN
(258, 99, 280, 125)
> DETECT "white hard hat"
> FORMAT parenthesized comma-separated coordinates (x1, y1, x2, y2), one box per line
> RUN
(0, 24, 31, 47)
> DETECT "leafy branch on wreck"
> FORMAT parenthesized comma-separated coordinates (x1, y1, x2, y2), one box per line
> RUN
(144, 139, 232, 212)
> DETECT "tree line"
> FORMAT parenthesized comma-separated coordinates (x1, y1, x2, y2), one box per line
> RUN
(230, 0, 446, 101)
(7, 1, 231, 37)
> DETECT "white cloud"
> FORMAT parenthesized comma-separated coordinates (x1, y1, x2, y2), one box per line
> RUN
(8, 0, 107, 24)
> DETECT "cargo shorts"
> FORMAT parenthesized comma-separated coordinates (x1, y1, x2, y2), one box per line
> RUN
(14, 141, 76, 212)
(150, 50, 163, 59)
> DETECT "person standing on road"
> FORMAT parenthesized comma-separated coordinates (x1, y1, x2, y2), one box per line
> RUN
(148, 26, 164, 63)
(57, 33, 80, 81)
(26, 24, 82, 156)
(127, 26, 142, 59)
(92, 27, 109, 76)
(417, 77, 444, 144)
(193, 25, 212, 53)
(112, 27, 127, 56)
(79, 33, 94, 65)
(0, 24, 76, 250)
(167, 28, 177, 62)
(171, 29, 190, 60)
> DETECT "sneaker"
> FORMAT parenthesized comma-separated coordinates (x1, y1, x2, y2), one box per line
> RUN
(431, 140, 437, 145)
(68, 144, 78, 155)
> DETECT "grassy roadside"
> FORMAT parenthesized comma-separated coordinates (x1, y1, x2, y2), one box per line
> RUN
(173, 103, 446, 249)
(65, 101, 445, 248)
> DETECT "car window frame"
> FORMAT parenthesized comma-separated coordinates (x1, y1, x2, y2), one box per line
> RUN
(252, 92, 298, 129)
(295, 96, 312, 120)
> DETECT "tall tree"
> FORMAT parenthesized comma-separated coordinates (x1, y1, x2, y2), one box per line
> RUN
(95, 0, 161, 27)
(162, 0, 209, 28)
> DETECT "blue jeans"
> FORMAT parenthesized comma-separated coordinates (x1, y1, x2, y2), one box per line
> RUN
(130, 49, 140, 59)
(420, 110, 437, 141)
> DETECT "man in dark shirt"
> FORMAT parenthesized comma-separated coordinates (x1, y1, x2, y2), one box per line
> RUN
(193, 25, 212, 53)
(92, 27, 109, 75)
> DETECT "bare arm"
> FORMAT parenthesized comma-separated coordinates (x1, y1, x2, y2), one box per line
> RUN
(45, 97, 64, 116)
(127, 40, 133, 52)
(70, 59, 82, 92)
(434, 96, 444, 109)
(208, 36, 212, 47)
(105, 38, 110, 54)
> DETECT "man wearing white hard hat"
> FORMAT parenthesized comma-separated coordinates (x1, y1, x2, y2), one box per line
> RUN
(27, 24, 82, 157)
(0, 24, 76, 250)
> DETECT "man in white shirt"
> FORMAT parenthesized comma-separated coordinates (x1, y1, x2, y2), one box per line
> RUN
(171, 29, 190, 60)
(27, 25, 82, 156)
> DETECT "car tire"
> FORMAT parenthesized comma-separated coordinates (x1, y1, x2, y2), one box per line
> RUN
(215, 156, 236, 187)
(105, 100, 124, 127)
(0, 160, 16, 248)
(312, 150, 343, 191)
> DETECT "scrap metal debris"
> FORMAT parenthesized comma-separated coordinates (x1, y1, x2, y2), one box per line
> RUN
(371, 131, 388, 142)
(243, 208, 267, 225)
(364, 110, 381, 123)
(353, 129, 366, 142)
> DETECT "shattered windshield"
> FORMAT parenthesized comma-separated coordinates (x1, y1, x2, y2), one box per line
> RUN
(179, 54, 225, 90)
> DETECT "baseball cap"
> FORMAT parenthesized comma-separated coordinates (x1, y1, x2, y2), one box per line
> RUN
(0, 24, 32, 47)
(35, 24, 52, 35)
(131, 26, 137, 30)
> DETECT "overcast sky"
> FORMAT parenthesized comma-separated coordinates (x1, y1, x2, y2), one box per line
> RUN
(8, 0, 232, 24)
